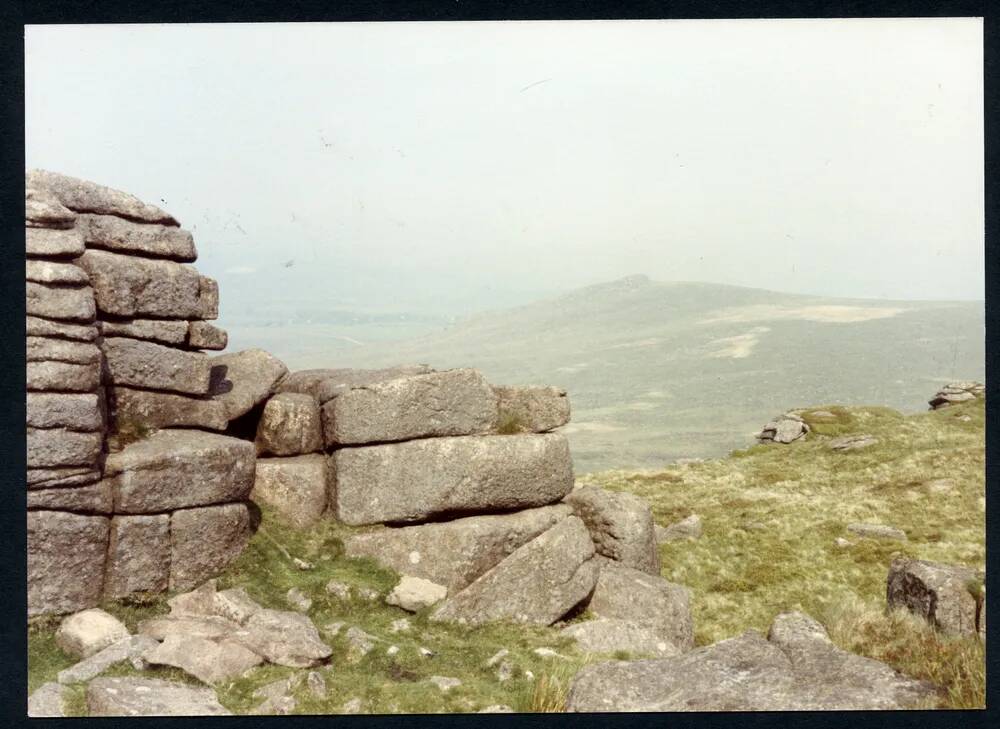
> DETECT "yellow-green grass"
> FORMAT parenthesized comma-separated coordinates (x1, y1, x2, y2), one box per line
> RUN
(581, 398, 985, 708)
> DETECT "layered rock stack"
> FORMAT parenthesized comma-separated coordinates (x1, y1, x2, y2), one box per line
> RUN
(26, 171, 280, 616)
(928, 381, 984, 410)
(755, 412, 809, 444)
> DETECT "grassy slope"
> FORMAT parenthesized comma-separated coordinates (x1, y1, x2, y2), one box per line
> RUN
(28, 399, 985, 711)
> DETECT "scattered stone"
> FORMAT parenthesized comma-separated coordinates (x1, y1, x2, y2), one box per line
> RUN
(340, 697, 363, 714)
(170, 503, 254, 591)
(493, 384, 571, 432)
(322, 368, 498, 445)
(27, 481, 111, 512)
(98, 317, 189, 345)
(586, 559, 694, 653)
(26, 314, 97, 341)
(26, 281, 95, 322)
(55, 608, 130, 659)
(28, 511, 108, 616)
(332, 433, 574, 525)
(293, 558, 314, 570)
(756, 413, 810, 444)
(431, 517, 597, 627)
(386, 576, 448, 612)
(251, 677, 297, 715)
(565, 486, 660, 574)
(390, 618, 412, 633)
(278, 364, 434, 403)
(286, 587, 313, 612)
(307, 670, 327, 698)
(188, 320, 228, 350)
(252, 455, 328, 529)
(143, 633, 263, 685)
(929, 381, 984, 410)
(356, 586, 381, 602)
(104, 429, 255, 514)
(27, 360, 101, 392)
(27, 392, 102, 431)
(419, 647, 435, 657)
(102, 336, 212, 395)
(387, 645, 400, 656)
(76, 213, 195, 260)
(325, 580, 352, 600)
(231, 609, 332, 667)
(496, 660, 514, 682)
(76, 249, 204, 318)
(27, 427, 103, 468)
(926, 478, 956, 494)
(28, 169, 180, 225)
(104, 515, 171, 598)
(847, 523, 907, 541)
(828, 434, 879, 451)
(26, 227, 85, 256)
(956, 414, 973, 422)
(209, 348, 289, 420)
(566, 612, 939, 711)
(478, 705, 514, 713)
(533, 647, 567, 659)
(26, 259, 89, 285)
(255, 392, 323, 456)
(324, 621, 345, 637)
(656, 514, 703, 543)
(345, 626, 377, 659)
(429, 676, 462, 692)
(834, 537, 854, 548)
(28, 682, 68, 717)
(561, 618, 680, 657)
(486, 649, 509, 667)
(887, 557, 984, 636)
(110, 386, 230, 431)
(25, 185, 76, 228)
(344, 504, 572, 592)
(87, 676, 231, 716)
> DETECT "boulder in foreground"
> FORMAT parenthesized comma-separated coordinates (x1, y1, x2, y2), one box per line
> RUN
(86, 677, 231, 716)
(887, 557, 984, 637)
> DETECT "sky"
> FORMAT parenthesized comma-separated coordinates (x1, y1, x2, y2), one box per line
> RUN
(25, 18, 984, 319)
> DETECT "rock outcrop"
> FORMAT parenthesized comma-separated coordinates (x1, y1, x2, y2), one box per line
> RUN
(887, 557, 984, 637)
(755, 413, 809, 444)
(928, 381, 984, 410)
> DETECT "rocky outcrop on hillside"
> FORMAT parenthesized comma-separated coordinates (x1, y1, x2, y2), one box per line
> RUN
(928, 381, 984, 410)
(755, 413, 809, 444)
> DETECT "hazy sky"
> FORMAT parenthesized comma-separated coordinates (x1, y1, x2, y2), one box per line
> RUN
(26, 18, 984, 313)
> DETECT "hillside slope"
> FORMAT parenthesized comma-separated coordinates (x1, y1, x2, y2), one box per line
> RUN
(320, 276, 985, 472)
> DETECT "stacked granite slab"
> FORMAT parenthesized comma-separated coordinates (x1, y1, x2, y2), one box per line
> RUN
(26, 171, 266, 616)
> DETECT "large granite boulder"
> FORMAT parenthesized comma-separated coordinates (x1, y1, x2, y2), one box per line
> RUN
(27, 481, 111, 512)
(143, 633, 263, 685)
(76, 213, 196, 261)
(26, 227, 85, 257)
(75, 249, 205, 319)
(231, 609, 333, 668)
(86, 677, 231, 716)
(102, 336, 212, 395)
(277, 365, 433, 404)
(332, 432, 574, 525)
(252, 455, 328, 529)
(109, 387, 230, 431)
(27, 392, 102, 431)
(27, 169, 180, 225)
(27, 360, 101, 392)
(28, 511, 109, 616)
(493, 385, 570, 432)
(565, 486, 660, 575)
(26, 336, 101, 364)
(430, 516, 597, 626)
(344, 504, 573, 592)
(103, 430, 254, 513)
(27, 427, 103, 468)
(255, 392, 322, 456)
(566, 612, 939, 711)
(25, 281, 95, 322)
(887, 557, 984, 636)
(170, 503, 254, 591)
(104, 515, 171, 598)
(322, 368, 498, 445)
(209, 349, 288, 420)
(54, 608, 130, 659)
(586, 559, 694, 653)
(25, 259, 90, 285)
(26, 315, 96, 342)
(561, 618, 680, 657)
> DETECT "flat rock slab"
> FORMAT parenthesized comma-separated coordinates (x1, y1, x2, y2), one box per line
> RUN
(58, 635, 159, 685)
(431, 516, 597, 626)
(828, 434, 879, 451)
(847, 523, 907, 541)
(28, 169, 179, 225)
(188, 320, 228, 350)
(278, 365, 434, 404)
(322, 368, 497, 445)
(27, 336, 101, 365)
(77, 213, 196, 261)
(170, 503, 254, 591)
(332, 432, 574, 525)
(231, 608, 333, 667)
(138, 615, 243, 642)
(27, 392, 102, 431)
(252, 455, 329, 529)
(344, 504, 573, 592)
(28, 682, 68, 717)
(26, 227, 85, 257)
(26, 315, 97, 342)
(27, 481, 111, 512)
(209, 349, 288, 420)
(493, 385, 571, 432)
(99, 318, 189, 345)
(561, 618, 681, 657)
(255, 392, 323, 456)
(587, 559, 694, 653)
(28, 466, 102, 490)
(26, 281, 95, 322)
(27, 360, 101, 392)
(567, 612, 939, 711)
(887, 557, 983, 636)
(110, 386, 230, 431)
(86, 677, 231, 716)
(565, 486, 660, 575)
(104, 515, 171, 598)
(28, 511, 109, 616)
(26, 185, 76, 229)
(76, 249, 205, 319)
(144, 633, 263, 685)
(26, 259, 90, 284)
(102, 337, 212, 395)
(27, 428, 102, 468)
(104, 429, 254, 513)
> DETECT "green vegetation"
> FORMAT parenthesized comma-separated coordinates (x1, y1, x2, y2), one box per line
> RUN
(495, 411, 527, 435)
(581, 398, 985, 708)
